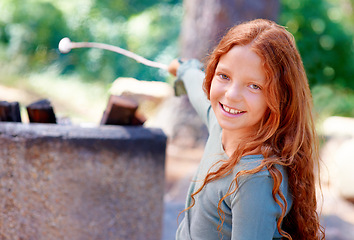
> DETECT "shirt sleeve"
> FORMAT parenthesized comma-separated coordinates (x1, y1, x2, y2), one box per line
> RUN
(230, 175, 281, 240)
(177, 59, 213, 128)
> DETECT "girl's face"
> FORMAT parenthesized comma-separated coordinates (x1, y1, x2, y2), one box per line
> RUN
(210, 45, 268, 138)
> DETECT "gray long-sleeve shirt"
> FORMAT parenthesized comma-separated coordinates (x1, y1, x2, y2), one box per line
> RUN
(175, 60, 292, 240)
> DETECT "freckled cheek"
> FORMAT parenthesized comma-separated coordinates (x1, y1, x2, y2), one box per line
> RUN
(256, 96, 268, 115)
(247, 94, 267, 111)
(209, 87, 217, 107)
(210, 81, 224, 100)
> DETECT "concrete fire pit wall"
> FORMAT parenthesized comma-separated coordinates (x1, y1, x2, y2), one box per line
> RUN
(0, 123, 166, 240)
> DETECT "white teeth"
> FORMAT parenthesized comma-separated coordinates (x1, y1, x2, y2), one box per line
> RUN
(222, 104, 242, 114)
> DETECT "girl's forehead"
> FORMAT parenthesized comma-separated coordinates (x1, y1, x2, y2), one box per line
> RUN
(216, 46, 266, 83)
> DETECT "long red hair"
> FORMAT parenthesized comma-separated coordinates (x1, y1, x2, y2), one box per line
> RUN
(187, 19, 325, 239)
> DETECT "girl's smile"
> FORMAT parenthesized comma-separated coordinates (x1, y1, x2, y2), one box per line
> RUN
(220, 103, 245, 116)
(210, 45, 268, 140)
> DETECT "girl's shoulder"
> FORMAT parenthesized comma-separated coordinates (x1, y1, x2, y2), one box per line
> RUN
(235, 155, 289, 185)
(227, 156, 291, 204)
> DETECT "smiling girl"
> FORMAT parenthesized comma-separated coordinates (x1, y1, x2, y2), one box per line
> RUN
(168, 19, 325, 240)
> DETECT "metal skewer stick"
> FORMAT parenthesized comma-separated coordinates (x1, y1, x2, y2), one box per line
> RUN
(58, 37, 168, 70)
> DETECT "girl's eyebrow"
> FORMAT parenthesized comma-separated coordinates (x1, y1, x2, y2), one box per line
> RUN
(215, 64, 231, 72)
(248, 77, 265, 85)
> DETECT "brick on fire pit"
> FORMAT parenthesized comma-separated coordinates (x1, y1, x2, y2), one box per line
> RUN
(100, 95, 146, 126)
(0, 101, 22, 122)
(26, 99, 57, 124)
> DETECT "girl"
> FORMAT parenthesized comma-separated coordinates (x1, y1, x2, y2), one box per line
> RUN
(168, 19, 325, 240)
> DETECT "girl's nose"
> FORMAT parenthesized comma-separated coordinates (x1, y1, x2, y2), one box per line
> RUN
(225, 84, 243, 101)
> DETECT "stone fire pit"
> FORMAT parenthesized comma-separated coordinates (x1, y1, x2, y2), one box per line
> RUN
(0, 122, 166, 240)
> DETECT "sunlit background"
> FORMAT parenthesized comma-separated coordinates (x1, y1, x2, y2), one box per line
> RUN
(0, 0, 353, 123)
(0, 0, 354, 239)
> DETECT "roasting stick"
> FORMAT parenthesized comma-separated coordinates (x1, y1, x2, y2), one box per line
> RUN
(58, 37, 168, 70)
(58, 37, 188, 95)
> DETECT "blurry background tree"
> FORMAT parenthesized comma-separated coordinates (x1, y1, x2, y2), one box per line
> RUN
(0, 0, 353, 121)
(180, 0, 279, 59)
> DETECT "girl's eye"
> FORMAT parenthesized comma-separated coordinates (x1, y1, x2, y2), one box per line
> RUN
(219, 74, 229, 80)
(249, 84, 261, 90)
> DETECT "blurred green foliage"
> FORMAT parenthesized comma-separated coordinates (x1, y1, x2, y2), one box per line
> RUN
(279, 0, 354, 118)
(280, 0, 354, 89)
(0, 0, 182, 83)
(312, 84, 354, 118)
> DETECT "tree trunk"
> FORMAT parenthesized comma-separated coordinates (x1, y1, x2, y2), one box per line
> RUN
(180, 0, 279, 59)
